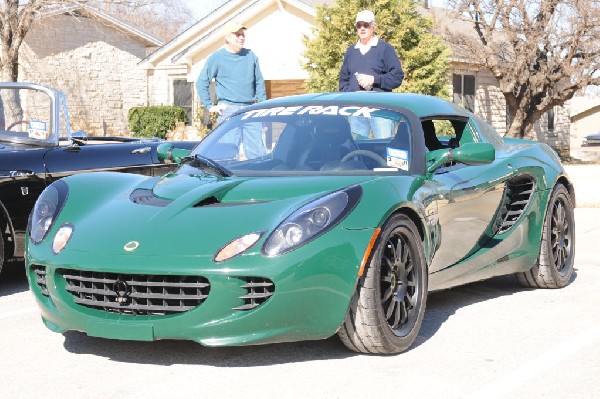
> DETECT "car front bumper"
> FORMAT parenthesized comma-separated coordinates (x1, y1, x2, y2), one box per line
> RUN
(26, 228, 373, 346)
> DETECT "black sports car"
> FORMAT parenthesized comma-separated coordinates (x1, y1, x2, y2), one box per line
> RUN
(0, 82, 196, 275)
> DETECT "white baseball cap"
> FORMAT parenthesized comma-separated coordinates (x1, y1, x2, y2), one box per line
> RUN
(355, 10, 375, 24)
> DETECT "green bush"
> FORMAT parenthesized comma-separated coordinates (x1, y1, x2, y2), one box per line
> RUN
(128, 106, 188, 139)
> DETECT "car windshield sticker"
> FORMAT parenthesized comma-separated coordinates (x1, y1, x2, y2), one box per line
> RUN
(386, 147, 409, 170)
(28, 120, 48, 140)
(241, 106, 380, 120)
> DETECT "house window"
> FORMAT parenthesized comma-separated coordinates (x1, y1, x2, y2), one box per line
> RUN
(506, 101, 515, 130)
(547, 107, 555, 133)
(453, 74, 475, 112)
(173, 79, 192, 125)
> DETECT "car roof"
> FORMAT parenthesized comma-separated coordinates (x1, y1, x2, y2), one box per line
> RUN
(248, 92, 469, 119)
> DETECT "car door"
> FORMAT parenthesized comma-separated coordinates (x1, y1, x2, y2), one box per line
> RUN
(428, 159, 507, 273)
(426, 119, 508, 273)
(42, 141, 157, 181)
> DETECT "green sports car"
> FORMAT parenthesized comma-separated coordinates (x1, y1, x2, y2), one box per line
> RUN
(26, 92, 575, 354)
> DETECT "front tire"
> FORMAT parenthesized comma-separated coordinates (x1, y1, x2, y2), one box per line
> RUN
(338, 214, 427, 354)
(0, 229, 4, 276)
(517, 183, 575, 288)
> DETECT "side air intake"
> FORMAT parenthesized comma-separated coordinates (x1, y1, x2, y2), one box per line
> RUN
(494, 176, 535, 235)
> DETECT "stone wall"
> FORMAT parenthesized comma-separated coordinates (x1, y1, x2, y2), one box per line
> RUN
(20, 14, 153, 136)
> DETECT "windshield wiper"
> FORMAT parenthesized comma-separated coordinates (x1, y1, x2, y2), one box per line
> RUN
(184, 154, 233, 177)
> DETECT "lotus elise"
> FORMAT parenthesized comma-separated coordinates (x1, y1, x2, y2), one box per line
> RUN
(26, 92, 575, 354)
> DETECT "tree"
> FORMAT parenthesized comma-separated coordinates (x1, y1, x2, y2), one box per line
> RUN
(107, 0, 195, 42)
(302, 0, 451, 97)
(447, 0, 600, 138)
(0, 0, 192, 82)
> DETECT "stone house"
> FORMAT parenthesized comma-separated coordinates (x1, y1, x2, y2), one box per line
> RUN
(140, 0, 570, 153)
(568, 97, 600, 162)
(19, 5, 163, 136)
(569, 97, 600, 147)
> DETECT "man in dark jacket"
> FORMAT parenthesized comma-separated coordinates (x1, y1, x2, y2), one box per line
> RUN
(339, 10, 404, 138)
(339, 10, 404, 92)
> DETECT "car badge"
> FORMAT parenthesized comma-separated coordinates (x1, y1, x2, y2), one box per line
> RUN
(21, 187, 29, 196)
(124, 241, 140, 252)
(114, 280, 130, 303)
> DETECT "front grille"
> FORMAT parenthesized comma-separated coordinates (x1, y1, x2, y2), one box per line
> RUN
(31, 265, 49, 296)
(234, 277, 274, 311)
(58, 269, 210, 315)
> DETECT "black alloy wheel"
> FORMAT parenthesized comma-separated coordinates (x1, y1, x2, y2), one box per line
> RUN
(338, 214, 427, 354)
(517, 183, 575, 288)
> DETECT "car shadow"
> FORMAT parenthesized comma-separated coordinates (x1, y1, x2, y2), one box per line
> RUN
(412, 270, 578, 350)
(61, 270, 577, 365)
(0, 260, 29, 296)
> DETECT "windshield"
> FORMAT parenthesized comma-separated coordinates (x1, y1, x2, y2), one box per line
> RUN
(0, 87, 56, 146)
(190, 105, 413, 176)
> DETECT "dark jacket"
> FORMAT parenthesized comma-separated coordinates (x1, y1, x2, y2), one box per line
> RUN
(339, 38, 404, 92)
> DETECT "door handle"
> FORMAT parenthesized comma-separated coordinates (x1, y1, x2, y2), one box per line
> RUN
(132, 146, 151, 154)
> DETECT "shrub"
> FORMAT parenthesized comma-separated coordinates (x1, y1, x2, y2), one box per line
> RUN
(128, 106, 188, 139)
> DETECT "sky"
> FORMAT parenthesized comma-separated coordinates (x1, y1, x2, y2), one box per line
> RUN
(184, 0, 226, 19)
(184, 0, 448, 19)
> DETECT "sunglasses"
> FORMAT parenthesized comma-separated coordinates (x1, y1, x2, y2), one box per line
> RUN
(355, 22, 372, 29)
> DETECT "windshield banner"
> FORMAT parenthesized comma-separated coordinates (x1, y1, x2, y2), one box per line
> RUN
(241, 106, 380, 120)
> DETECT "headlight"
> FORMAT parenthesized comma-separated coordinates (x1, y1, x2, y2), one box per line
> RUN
(263, 185, 362, 256)
(28, 180, 69, 244)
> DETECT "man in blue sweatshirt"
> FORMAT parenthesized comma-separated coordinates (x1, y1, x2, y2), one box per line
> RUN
(196, 20, 267, 158)
(339, 10, 404, 138)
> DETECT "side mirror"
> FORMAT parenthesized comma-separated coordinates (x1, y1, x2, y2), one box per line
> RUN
(426, 142, 495, 174)
(70, 130, 88, 146)
(157, 143, 191, 164)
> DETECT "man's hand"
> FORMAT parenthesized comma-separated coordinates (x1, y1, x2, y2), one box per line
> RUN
(356, 74, 374, 90)
(209, 104, 228, 114)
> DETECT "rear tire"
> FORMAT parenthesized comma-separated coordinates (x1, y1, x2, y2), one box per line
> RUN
(517, 183, 575, 288)
(338, 214, 427, 354)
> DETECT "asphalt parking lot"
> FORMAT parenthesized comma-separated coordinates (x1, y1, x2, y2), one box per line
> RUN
(1, 164, 598, 399)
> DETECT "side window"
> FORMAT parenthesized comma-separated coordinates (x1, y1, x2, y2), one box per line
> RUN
(421, 118, 471, 151)
(470, 115, 505, 148)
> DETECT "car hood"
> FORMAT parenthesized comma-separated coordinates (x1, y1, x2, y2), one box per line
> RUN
(146, 172, 372, 203)
(57, 172, 381, 258)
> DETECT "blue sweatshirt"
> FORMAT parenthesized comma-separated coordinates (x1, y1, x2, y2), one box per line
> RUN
(339, 38, 404, 92)
(196, 48, 267, 107)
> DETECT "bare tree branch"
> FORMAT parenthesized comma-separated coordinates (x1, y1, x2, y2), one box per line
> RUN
(0, 0, 194, 81)
(448, 0, 600, 137)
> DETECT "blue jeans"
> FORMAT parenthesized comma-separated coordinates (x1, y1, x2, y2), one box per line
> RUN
(218, 102, 265, 159)
(349, 116, 394, 139)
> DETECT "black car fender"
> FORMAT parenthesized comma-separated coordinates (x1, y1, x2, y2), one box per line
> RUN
(0, 199, 16, 258)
